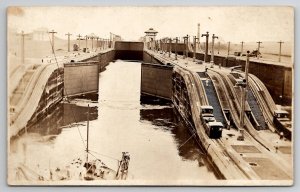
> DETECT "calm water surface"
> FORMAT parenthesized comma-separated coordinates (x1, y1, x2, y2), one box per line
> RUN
(10, 60, 219, 181)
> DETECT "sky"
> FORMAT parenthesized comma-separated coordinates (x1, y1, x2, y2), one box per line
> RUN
(7, 6, 294, 43)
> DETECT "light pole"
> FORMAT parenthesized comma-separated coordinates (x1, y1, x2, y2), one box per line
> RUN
(96, 37, 99, 49)
(85, 35, 88, 50)
(48, 30, 57, 54)
(227, 41, 231, 56)
(240, 41, 244, 55)
(238, 50, 250, 141)
(210, 34, 218, 67)
(168, 38, 172, 57)
(174, 37, 178, 60)
(77, 34, 82, 50)
(90, 36, 94, 50)
(193, 36, 199, 62)
(187, 35, 190, 59)
(197, 23, 201, 51)
(256, 41, 262, 59)
(18, 31, 29, 65)
(65, 32, 72, 52)
(201, 31, 209, 62)
(278, 41, 284, 62)
(183, 35, 188, 59)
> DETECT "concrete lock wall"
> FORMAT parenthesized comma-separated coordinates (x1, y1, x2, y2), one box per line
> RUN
(64, 62, 99, 96)
(141, 63, 173, 100)
(98, 50, 116, 71)
(186, 51, 292, 105)
(115, 41, 144, 60)
(161, 43, 186, 55)
(143, 51, 163, 64)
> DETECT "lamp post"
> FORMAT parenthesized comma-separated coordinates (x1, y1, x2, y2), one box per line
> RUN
(168, 38, 172, 57)
(183, 35, 189, 59)
(65, 32, 72, 52)
(197, 23, 201, 51)
(90, 36, 94, 50)
(18, 31, 29, 64)
(256, 41, 262, 59)
(210, 34, 218, 67)
(193, 36, 199, 62)
(240, 41, 244, 55)
(77, 34, 82, 50)
(174, 37, 178, 60)
(227, 41, 231, 56)
(85, 35, 88, 50)
(278, 41, 284, 62)
(238, 50, 250, 141)
(201, 31, 209, 62)
(48, 30, 57, 54)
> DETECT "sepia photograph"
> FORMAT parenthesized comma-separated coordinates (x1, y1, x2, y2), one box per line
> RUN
(7, 6, 294, 186)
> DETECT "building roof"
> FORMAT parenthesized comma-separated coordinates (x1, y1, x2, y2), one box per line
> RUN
(145, 28, 158, 34)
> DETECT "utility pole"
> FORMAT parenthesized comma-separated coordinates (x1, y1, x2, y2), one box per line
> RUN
(65, 32, 72, 52)
(90, 36, 94, 50)
(278, 41, 284, 62)
(186, 34, 189, 58)
(256, 41, 262, 59)
(48, 30, 57, 54)
(238, 50, 250, 141)
(18, 31, 29, 65)
(86, 104, 90, 163)
(240, 41, 244, 55)
(110, 32, 112, 48)
(85, 35, 88, 50)
(210, 34, 218, 67)
(227, 41, 231, 56)
(162, 38, 165, 54)
(193, 36, 199, 62)
(217, 42, 220, 54)
(77, 34, 82, 50)
(201, 31, 209, 62)
(168, 38, 172, 57)
(197, 23, 200, 51)
(100, 38, 103, 50)
(174, 37, 178, 60)
(96, 37, 99, 49)
(183, 35, 188, 59)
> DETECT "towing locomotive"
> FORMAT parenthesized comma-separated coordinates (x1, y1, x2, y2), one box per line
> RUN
(200, 106, 223, 139)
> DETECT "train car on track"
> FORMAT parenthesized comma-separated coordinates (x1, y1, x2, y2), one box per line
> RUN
(200, 105, 223, 139)
(273, 110, 292, 140)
